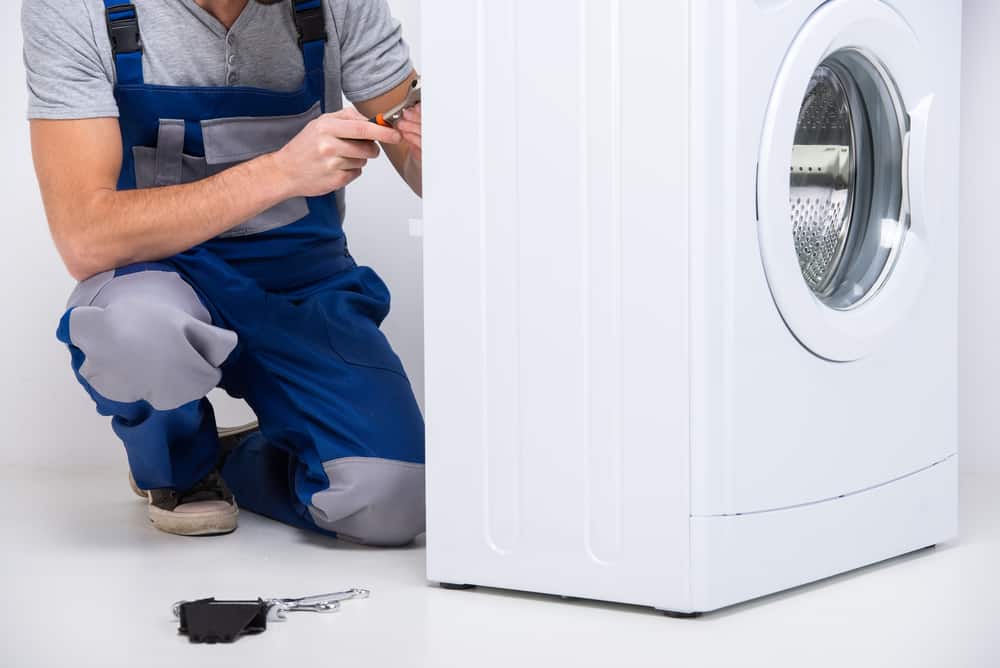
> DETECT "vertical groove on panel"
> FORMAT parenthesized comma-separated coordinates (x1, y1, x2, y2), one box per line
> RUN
(477, 0, 498, 554)
(476, 0, 492, 551)
(609, 0, 625, 562)
(510, 0, 523, 553)
(579, 0, 625, 565)
(687, 0, 698, 610)
(578, 0, 596, 564)
(585, 0, 625, 565)
(721, 5, 739, 510)
(480, 0, 521, 554)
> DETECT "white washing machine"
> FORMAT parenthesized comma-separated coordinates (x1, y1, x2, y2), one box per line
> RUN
(421, 0, 960, 615)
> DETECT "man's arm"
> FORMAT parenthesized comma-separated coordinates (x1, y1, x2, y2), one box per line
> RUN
(31, 111, 402, 280)
(355, 70, 422, 197)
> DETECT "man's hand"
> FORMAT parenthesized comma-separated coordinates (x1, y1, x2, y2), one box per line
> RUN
(354, 71, 423, 197)
(394, 103, 423, 196)
(273, 107, 402, 198)
(396, 103, 422, 164)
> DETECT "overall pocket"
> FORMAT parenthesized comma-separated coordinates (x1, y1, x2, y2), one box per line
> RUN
(134, 115, 315, 237)
(318, 267, 406, 377)
(203, 105, 321, 237)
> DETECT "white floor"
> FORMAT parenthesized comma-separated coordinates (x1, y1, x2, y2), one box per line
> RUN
(2, 467, 997, 668)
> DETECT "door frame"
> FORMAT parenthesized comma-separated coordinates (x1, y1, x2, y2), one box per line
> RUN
(757, 0, 934, 362)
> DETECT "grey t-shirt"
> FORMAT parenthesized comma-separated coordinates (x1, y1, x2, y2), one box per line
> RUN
(22, 0, 413, 120)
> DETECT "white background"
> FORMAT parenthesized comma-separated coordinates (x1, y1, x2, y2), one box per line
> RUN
(958, 0, 1000, 476)
(0, 0, 996, 477)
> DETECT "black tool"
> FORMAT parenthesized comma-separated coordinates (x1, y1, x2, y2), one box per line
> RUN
(176, 598, 269, 644)
(173, 588, 370, 644)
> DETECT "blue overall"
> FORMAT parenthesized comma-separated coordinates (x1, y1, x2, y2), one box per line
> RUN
(56, 1, 426, 546)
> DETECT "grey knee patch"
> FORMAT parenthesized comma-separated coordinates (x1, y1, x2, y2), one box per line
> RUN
(66, 270, 115, 310)
(67, 271, 237, 411)
(308, 458, 426, 547)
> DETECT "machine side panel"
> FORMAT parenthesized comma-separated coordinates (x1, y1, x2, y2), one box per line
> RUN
(423, 0, 692, 609)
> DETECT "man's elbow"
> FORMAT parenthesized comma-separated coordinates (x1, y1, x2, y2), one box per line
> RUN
(49, 191, 121, 280)
(52, 224, 106, 282)
(60, 245, 103, 282)
(65, 260, 100, 283)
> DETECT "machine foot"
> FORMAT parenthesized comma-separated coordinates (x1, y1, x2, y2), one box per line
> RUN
(439, 582, 477, 590)
(658, 609, 703, 619)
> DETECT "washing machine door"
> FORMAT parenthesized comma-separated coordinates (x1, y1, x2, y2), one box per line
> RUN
(757, 0, 935, 362)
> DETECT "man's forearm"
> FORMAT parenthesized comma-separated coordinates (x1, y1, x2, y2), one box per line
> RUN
(58, 153, 293, 280)
(400, 147, 422, 197)
(353, 72, 422, 198)
(33, 111, 398, 280)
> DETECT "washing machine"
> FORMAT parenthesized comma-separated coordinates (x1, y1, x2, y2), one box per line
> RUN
(421, 0, 960, 615)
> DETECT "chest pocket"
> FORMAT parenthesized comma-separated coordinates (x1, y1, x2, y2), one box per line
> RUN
(133, 103, 323, 238)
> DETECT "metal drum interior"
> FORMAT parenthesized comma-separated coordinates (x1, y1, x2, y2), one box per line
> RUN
(790, 49, 908, 310)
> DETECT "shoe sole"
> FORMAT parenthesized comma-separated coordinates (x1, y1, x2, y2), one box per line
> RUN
(218, 421, 259, 445)
(128, 471, 146, 499)
(148, 503, 239, 537)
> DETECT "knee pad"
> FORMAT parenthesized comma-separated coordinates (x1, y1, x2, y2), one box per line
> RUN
(68, 297, 237, 411)
(308, 457, 426, 547)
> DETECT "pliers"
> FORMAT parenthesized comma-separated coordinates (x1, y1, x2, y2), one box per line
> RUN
(370, 77, 421, 128)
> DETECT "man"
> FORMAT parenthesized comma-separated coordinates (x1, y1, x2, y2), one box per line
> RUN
(23, 0, 426, 545)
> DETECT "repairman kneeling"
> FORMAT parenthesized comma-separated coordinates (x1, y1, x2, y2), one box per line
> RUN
(24, 0, 425, 545)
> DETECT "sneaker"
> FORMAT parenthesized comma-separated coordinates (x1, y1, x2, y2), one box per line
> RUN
(127, 421, 259, 499)
(147, 470, 239, 537)
(217, 420, 260, 454)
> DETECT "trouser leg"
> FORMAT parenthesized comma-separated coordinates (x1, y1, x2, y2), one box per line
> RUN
(220, 431, 323, 533)
(215, 265, 426, 546)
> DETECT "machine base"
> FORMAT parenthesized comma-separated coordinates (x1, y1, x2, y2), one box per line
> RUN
(439, 583, 477, 591)
(658, 609, 703, 619)
(689, 456, 957, 612)
(426, 457, 956, 615)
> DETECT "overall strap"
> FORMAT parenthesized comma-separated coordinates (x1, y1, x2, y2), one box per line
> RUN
(103, 2, 144, 85)
(291, 1, 328, 74)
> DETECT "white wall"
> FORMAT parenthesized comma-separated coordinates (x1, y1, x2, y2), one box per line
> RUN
(347, 0, 424, 409)
(959, 0, 1000, 475)
(1, 2, 90, 471)
(2, 0, 997, 475)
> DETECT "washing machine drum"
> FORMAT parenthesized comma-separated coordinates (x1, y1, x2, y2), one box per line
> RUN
(789, 50, 906, 311)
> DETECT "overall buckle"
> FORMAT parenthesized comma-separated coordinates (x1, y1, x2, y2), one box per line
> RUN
(106, 3, 142, 55)
(292, 5, 327, 46)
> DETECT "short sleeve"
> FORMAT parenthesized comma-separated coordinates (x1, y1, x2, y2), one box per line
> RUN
(22, 0, 119, 120)
(335, 0, 414, 103)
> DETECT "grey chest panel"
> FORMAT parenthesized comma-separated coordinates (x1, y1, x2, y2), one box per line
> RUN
(132, 104, 330, 238)
(201, 102, 322, 165)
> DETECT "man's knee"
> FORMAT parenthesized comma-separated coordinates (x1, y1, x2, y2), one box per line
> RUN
(67, 295, 237, 411)
(308, 457, 426, 547)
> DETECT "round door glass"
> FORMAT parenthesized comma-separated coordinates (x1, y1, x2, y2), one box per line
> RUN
(790, 49, 907, 310)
